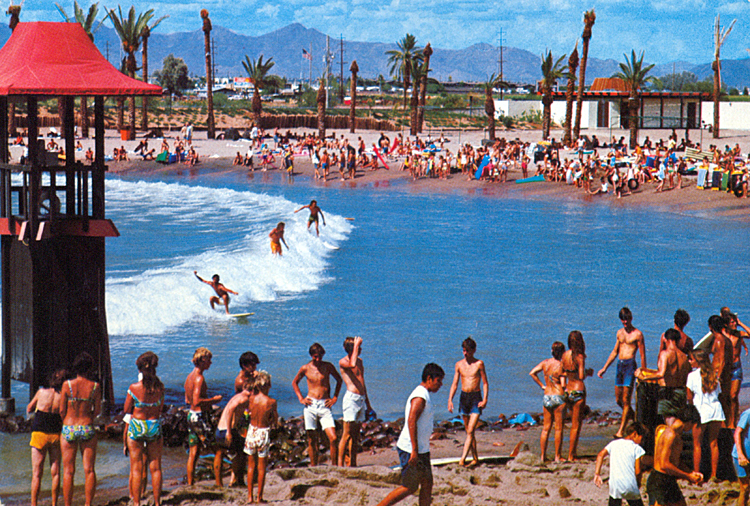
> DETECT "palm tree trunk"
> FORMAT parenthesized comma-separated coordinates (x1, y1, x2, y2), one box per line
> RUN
(629, 95, 639, 148)
(542, 94, 552, 140)
(141, 35, 149, 131)
(128, 55, 137, 139)
(485, 92, 495, 140)
(117, 97, 124, 131)
(409, 81, 419, 136)
(317, 83, 326, 139)
(349, 61, 358, 133)
(80, 97, 89, 138)
(563, 47, 579, 146)
(574, 38, 589, 141)
(403, 67, 410, 109)
(8, 101, 16, 137)
(418, 44, 432, 134)
(252, 89, 262, 128)
(203, 11, 215, 139)
(712, 59, 720, 139)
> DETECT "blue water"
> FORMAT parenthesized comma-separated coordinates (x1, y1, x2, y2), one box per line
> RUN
(3, 168, 750, 495)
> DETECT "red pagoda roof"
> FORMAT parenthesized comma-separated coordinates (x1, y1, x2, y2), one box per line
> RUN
(0, 22, 162, 96)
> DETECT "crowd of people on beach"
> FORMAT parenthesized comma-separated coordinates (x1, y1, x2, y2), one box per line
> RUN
(530, 305, 750, 506)
(22, 302, 750, 506)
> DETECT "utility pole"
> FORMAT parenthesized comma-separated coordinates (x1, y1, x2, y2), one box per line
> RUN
(325, 35, 335, 109)
(309, 42, 313, 87)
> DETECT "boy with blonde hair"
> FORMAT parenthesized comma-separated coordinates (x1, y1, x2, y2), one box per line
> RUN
(245, 371, 278, 504)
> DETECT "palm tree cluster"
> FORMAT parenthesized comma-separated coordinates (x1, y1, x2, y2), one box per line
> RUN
(386, 34, 433, 135)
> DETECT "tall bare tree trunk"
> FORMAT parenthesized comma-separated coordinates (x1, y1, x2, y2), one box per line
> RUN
(317, 82, 326, 139)
(563, 45, 579, 146)
(80, 97, 89, 138)
(418, 43, 432, 133)
(117, 97, 125, 131)
(628, 95, 639, 149)
(8, 7, 19, 137)
(128, 55, 137, 139)
(574, 10, 595, 141)
(485, 89, 496, 141)
(141, 28, 150, 131)
(713, 60, 720, 139)
(542, 93, 553, 140)
(409, 80, 419, 136)
(202, 10, 215, 139)
(349, 61, 358, 133)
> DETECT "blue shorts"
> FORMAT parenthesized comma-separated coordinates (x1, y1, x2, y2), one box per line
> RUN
(733, 361, 743, 382)
(459, 391, 483, 416)
(615, 358, 636, 388)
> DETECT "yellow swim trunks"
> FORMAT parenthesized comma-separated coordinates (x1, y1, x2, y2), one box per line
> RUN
(271, 242, 281, 254)
(30, 431, 60, 450)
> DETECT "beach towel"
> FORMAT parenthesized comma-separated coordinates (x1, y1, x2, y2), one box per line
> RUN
(696, 169, 707, 188)
(508, 413, 537, 426)
(475, 155, 490, 180)
(387, 137, 400, 156)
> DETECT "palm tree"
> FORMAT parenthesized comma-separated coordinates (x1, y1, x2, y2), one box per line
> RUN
(241, 55, 275, 129)
(109, 6, 162, 138)
(563, 42, 579, 146)
(201, 9, 214, 139)
(386, 33, 422, 109)
(712, 15, 736, 139)
(540, 51, 566, 140)
(573, 9, 595, 141)
(317, 79, 326, 139)
(349, 60, 358, 133)
(615, 50, 655, 149)
(56, 1, 109, 138)
(140, 14, 167, 131)
(484, 74, 499, 140)
(417, 43, 432, 133)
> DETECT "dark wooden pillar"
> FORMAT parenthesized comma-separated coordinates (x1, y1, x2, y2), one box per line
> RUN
(27, 97, 39, 241)
(0, 97, 8, 164)
(659, 97, 664, 129)
(93, 96, 105, 219)
(680, 97, 684, 130)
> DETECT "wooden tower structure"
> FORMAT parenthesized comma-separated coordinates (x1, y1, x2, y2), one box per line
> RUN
(0, 22, 162, 414)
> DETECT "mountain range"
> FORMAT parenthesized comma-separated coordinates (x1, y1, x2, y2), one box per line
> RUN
(1, 22, 749, 88)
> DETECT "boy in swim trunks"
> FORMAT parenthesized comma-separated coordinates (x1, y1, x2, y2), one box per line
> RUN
(214, 379, 255, 487)
(338, 336, 374, 467)
(294, 200, 326, 237)
(598, 307, 647, 438)
(292, 342, 342, 466)
(734, 406, 750, 506)
(269, 222, 288, 256)
(447, 337, 489, 466)
(245, 371, 277, 503)
(194, 271, 238, 314)
(647, 417, 702, 506)
(184, 347, 223, 486)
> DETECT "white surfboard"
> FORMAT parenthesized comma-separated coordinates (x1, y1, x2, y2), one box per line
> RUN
(228, 312, 254, 318)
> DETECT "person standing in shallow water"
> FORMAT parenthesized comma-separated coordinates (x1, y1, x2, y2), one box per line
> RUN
(598, 307, 647, 438)
(529, 341, 567, 463)
(447, 337, 489, 467)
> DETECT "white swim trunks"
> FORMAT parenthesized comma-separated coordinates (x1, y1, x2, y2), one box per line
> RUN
(303, 398, 335, 431)
(342, 390, 366, 423)
(243, 425, 271, 458)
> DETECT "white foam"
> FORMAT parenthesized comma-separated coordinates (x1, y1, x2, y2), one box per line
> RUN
(104, 179, 352, 335)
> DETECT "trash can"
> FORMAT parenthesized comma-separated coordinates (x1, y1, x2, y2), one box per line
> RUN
(120, 128, 133, 141)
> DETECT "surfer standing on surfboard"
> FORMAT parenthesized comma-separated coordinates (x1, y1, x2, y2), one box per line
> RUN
(269, 222, 289, 255)
(294, 200, 326, 236)
(194, 271, 238, 314)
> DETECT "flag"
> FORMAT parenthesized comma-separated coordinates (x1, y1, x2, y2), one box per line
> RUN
(302, 48, 312, 61)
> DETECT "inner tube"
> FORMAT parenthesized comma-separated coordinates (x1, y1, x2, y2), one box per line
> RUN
(628, 179, 640, 191)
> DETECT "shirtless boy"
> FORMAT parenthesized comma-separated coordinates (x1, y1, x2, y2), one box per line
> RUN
(636, 329, 692, 427)
(214, 379, 255, 487)
(184, 347, 223, 485)
(269, 222, 289, 256)
(235, 351, 260, 394)
(598, 307, 647, 438)
(245, 371, 277, 503)
(294, 200, 326, 237)
(338, 336, 373, 467)
(230, 351, 259, 486)
(194, 271, 238, 314)
(646, 418, 702, 506)
(447, 337, 489, 466)
(722, 308, 749, 428)
(292, 343, 342, 466)
(659, 309, 693, 356)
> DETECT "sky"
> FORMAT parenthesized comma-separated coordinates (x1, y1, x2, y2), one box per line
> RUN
(19, 0, 750, 65)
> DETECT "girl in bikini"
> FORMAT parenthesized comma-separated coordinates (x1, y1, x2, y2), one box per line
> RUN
(529, 341, 567, 463)
(124, 352, 165, 506)
(60, 352, 101, 506)
(562, 331, 592, 462)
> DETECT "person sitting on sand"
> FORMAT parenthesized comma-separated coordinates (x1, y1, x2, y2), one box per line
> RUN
(233, 152, 243, 166)
(193, 271, 238, 314)
(141, 149, 155, 161)
(447, 337, 489, 467)
(530, 341, 567, 462)
(85, 148, 94, 163)
(269, 223, 288, 256)
(118, 146, 129, 162)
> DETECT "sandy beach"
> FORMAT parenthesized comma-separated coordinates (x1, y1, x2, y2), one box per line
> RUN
(7, 125, 749, 506)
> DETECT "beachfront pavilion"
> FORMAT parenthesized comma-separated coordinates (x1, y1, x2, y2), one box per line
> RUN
(552, 77, 709, 132)
(0, 22, 162, 413)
